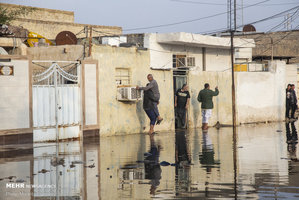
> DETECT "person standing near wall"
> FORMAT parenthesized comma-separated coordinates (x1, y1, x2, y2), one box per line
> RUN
(175, 84, 190, 128)
(197, 83, 219, 130)
(142, 85, 158, 135)
(137, 74, 163, 125)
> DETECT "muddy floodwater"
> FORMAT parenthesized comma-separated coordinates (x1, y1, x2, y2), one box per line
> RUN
(1, 122, 299, 200)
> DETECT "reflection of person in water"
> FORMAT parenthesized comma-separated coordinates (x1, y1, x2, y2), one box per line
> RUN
(199, 131, 220, 172)
(175, 130, 191, 195)
(144, 135, 162, 195)
(286, 122, 298, 161)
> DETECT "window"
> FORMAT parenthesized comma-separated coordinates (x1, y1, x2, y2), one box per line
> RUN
(173, 55, 195, 68)
(115, 68, 130, 86)
(187, 57, 195, 67)
(173, 55, 186, 68)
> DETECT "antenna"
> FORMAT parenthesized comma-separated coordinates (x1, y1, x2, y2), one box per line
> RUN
(284, 13, 292, 30)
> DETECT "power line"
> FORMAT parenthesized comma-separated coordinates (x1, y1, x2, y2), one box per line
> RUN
(201, 5, 299, 35)
(257, 25, 299, 56)
(123, 0, 271, 32)
(170, 0, 299, 6)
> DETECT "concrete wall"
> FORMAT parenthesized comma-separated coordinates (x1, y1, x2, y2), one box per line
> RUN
(235, 61, 286, 124)
(234, 30, 299, 64)
(1, 3, 74, 23)
(1, 3, 122, 40)
(11, 18, 122, 40)
(92, 45, 175, 136)
(188, 71, 233, 128)
(0, 37, 27, 55)
(144, 33, 232, 72)
(0, 58, 31, 131)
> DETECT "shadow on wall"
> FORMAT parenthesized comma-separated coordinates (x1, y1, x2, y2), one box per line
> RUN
(191, 89, 200, 128)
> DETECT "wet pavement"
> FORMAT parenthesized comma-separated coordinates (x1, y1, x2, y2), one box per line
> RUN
(0, 122, 299, 200)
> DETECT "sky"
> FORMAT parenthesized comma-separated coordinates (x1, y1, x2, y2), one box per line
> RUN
(1, 0, 299, 34)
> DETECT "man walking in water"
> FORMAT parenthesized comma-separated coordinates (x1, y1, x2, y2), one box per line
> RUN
(137, 74, 163, 125)
(197, 83, 219, 130)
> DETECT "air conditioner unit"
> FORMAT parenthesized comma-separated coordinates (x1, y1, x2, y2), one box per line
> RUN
(117, 87, 143, 101)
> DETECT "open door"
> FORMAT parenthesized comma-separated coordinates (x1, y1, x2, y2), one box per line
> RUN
(173, 70, 188, 129)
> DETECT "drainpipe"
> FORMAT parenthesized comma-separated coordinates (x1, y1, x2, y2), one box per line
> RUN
(202, 47, 206, 71)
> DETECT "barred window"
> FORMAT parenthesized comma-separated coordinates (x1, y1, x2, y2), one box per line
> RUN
(187, 57, 195, 67)
(115, 68, 130, 86)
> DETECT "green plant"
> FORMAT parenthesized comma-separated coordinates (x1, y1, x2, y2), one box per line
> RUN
(0, 5, 35, 25)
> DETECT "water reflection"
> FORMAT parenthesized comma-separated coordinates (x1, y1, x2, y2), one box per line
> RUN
(1, 122, 299, 199)
(144, 135, 162, 195)
(175, 130, 191, 195)
(286, 122, 298, 161)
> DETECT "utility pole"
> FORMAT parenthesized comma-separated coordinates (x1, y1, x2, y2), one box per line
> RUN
(83, 26, 88, 59)
(230, 0, 237, 127)
(234, 0, 237, 31)
(231, 1, 237, 198)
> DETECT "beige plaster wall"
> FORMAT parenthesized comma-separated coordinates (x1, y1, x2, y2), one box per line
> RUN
(235, 61, 286, 124)
(92, 45, 175, 136)
(0, 59, 31, 130)
(188, 71, 233, 128)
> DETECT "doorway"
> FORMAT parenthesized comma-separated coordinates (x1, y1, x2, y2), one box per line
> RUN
(173, 70, 188, 129)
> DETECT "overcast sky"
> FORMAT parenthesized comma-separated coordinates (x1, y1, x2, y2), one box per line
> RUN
(1, 0, 299, 34)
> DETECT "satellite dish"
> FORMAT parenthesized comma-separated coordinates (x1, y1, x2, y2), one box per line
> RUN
(55, 31, 77, 45)
(243, 24, 256, 32)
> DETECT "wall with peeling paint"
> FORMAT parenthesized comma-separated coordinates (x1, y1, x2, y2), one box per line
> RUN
(92, 45, 175, 136)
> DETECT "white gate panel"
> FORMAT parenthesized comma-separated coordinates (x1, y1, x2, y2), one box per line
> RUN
(32, 62, 81, 131)
(33, 85, 80, 128)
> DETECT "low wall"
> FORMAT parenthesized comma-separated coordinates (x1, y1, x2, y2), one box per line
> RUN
(235, 61, 286, 124)
(0, 56, 32, 133)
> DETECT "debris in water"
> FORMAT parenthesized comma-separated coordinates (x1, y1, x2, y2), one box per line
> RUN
(15, 179, 26, 183)
(70, 163, 76, 168)
(72, 160, 85, 165)
(38, 169, 50, 174)
(51, 157, 65, 167)
(85, 163, 95, 168)
(6, 176, 16, 180)
(160, 161, 170, 166)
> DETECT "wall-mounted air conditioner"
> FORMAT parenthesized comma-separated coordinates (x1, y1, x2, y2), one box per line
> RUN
(117, 86, 143, 101)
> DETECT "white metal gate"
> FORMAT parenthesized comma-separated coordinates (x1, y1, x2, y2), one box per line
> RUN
(32, 61, 81, 141)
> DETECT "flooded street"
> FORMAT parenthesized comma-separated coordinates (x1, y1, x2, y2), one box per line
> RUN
(1, 122, 299, 200)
